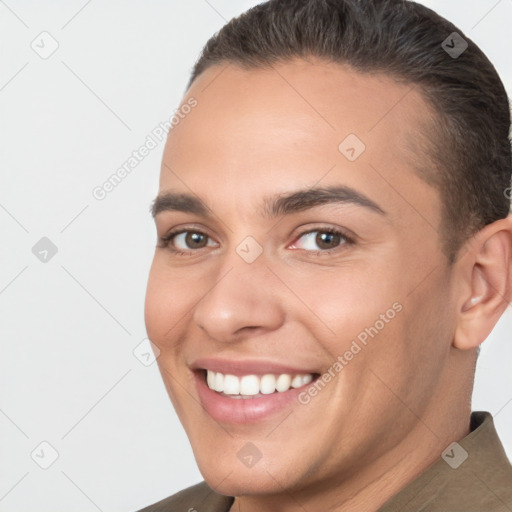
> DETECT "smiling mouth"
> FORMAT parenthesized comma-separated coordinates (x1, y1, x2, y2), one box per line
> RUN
(202, 369, 320, 398)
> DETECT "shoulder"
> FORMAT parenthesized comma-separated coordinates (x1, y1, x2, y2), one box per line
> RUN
(135, 481, 234, 512)
(380, 411, 512, 511)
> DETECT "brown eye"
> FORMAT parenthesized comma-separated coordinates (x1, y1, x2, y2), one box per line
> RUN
(162, 230, 218, 254)
(290, 229, 351, 252)
(315, 231, 342, 250)
(184, 232, 208, 249)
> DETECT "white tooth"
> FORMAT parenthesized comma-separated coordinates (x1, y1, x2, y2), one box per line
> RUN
(291, 375, 303, 388)
(302, 374, 313, 386)
(208, 371, 312, 395)
(260, 374, 276, 394)
(223, 374, 240, 395)
(214, 372, 224, 392)
(206, 370, 215, 390)
(239, 375, 260, 395)
(276, 374, 292, 392)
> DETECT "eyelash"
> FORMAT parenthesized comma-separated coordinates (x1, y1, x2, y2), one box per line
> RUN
(158, 227, 355, 257)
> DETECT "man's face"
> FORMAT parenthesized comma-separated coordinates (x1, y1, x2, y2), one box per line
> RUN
(145, 58, 457, 496)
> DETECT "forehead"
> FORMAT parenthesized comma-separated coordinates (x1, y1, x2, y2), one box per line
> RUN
(160, 58, 439, 228)
(169, 58, 430, 146)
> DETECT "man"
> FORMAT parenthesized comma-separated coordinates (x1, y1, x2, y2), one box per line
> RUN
(140, 0, 512, 510)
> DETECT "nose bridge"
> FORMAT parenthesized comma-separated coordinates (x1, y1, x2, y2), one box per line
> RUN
(192, 241, 284, 341)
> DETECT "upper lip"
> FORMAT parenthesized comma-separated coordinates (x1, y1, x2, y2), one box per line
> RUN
(190, 357, 319, 377)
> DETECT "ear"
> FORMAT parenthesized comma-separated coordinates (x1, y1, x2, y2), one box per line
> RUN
(453, 215, 512, 350)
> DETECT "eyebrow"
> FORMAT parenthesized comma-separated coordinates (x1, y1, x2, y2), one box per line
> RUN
(151, 185, 386, 219)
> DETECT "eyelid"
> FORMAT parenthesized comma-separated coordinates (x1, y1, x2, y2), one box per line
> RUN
(174, 231, 217, 250)
(157, 224, 218, 252)
(289, 226, 355, 253)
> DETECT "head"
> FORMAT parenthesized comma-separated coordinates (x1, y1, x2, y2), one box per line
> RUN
(145, 0, 512, 504)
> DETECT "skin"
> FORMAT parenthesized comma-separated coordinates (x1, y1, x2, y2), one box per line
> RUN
(144, 57, 512, 512)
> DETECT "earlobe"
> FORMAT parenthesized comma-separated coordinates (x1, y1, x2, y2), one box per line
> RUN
(453, 217, 512, 351)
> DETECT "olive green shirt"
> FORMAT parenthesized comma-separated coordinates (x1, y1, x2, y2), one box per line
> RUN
(137, 411, 512, 511)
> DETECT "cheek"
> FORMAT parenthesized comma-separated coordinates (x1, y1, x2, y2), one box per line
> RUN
(144, 258, 190, 344)
(286, 260, 405, 347)
(144, 270, 166, 342)
(145, 261, 199, 411)
(402, 273, 456, 364)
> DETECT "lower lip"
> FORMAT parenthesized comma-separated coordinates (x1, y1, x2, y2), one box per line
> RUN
(194, 372, 313, 424)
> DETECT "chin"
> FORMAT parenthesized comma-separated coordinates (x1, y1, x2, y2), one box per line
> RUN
(200, 466, 284, 497)
(192, 440, 308, 498)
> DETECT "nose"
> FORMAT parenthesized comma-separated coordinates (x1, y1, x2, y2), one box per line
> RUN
(192, 253, 285, 343)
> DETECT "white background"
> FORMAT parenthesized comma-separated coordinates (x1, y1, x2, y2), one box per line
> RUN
(0, 1, 511, 511)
